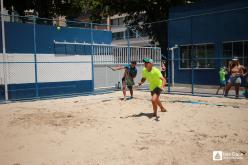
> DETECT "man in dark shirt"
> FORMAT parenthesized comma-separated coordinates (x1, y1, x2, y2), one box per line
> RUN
(108, 61, 137, 100)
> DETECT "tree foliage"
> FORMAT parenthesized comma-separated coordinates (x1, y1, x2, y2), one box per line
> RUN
(71, 0, 200, 53)
(4, 0, 72, 18)
(4, 0, 200, 53)
(98, 0, 200, 53)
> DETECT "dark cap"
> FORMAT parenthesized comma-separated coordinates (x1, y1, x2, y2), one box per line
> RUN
(131, 61, 137, 64)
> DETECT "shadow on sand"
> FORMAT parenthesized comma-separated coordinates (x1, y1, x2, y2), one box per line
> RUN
(120, 112, 160, 121)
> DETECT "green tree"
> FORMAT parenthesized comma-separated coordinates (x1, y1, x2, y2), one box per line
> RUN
(4, 0, 200, 54)
(4, 0, 72, 18)
(97, 0, 200, 54)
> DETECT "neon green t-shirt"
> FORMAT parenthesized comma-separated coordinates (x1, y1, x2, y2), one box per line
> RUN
(219, 69, 227, 81)
(142, 67, 163, 91)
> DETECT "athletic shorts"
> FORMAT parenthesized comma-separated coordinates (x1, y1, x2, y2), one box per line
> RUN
(219, 80, 226, 87)
(228, 76, 241, 85)
(122, 77, 133, 90)
(151, 87, 162, 96)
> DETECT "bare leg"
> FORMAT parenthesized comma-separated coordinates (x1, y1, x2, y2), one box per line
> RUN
(222, 86, 226, 96)
(216, 87, 221, 95)
(235, 83, 240, 98)
(151, 94, 159, 117)
(130, 88, 133, 98)
(122, 81, 126, 99)
(224, 83, 232, 97)
(157, 99, 167, 112)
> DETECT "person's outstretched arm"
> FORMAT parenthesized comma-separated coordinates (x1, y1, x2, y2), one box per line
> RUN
(138, 78, 146, 86)
(108, 65, 125, 71)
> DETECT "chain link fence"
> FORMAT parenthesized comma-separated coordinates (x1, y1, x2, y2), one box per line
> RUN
(2, 2, 247, 102)
(166, 3, 248, 98)
(0, 13, 161, 102)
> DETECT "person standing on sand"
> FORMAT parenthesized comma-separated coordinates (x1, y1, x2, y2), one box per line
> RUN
(108, 61, 137, 100)
(138, 58, 167, 117)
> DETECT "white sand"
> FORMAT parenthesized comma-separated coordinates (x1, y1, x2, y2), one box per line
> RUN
(0, 91, 247, 165)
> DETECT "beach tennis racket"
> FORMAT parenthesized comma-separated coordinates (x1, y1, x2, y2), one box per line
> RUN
(133, 82, 142, 90)
(133, 84, 139, 90)
(107, 66, 116, 71)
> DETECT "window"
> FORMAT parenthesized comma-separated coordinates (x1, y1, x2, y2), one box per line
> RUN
(111, 17, 125, 26)
(180, 44, 215, 69)
(125, 30, 136, 39)
(223, 43, 232, 57)
(233, 42, 243, 60)
(118, 17, 124, 25)
(111, 19, 119, 26)
(112, 32, 124, 40)
(205, 44, 215, 68)
(222, 41, 248, 66)
(180, 46, 192, 68)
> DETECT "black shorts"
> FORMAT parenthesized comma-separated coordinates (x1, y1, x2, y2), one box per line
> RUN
(127, 86, 132, 90)
(151, 87, 162, 96)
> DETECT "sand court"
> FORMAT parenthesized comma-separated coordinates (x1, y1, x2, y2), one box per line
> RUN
(0, 91, 247, 165)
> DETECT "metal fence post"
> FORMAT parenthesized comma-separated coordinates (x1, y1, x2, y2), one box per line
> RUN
(167, 58, 171, 93)
(90, 22, 95, 91)
(171, 48, 175, 87)
(190, 16, 194, 95)
(1, 3, 8, 101)
(191, 58, 194, 95)
(33, 16, 39, 98)
(127, 27, 131, 63)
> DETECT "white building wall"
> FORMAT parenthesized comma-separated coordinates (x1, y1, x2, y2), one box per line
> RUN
(0, 54, 92, 84)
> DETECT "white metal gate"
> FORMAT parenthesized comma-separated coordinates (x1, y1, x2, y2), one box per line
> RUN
(53, 41, 161, 89)
(92, 44, 161, 88)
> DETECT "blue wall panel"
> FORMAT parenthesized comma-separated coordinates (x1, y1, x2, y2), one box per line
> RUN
(0, 22, 112, 54)
(5, 80, 93, 100)
(168, 0, 248, 85)
(5, 23, 34, 53)
(0, 22, 109, 100)
(38, 80, 93, 97)
(168, 19, 191, 45)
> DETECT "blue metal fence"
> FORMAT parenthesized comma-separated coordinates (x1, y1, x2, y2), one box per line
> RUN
(0, 14, 112, 102)
(0, 14, 161, 102)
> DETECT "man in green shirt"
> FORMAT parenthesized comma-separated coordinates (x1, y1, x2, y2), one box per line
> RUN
(216, 66, 227, 95)
(138, 58, 167, 117)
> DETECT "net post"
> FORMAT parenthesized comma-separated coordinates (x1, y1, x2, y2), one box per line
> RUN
(1, 0, 9, 101)
(33, 15, 39, 98)
(90, 22, 95, 92)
